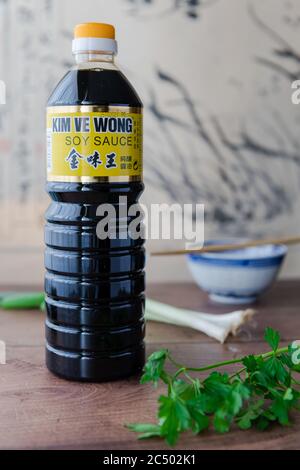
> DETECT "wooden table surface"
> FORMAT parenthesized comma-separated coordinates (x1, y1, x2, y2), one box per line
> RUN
(0, 281, 299, 450)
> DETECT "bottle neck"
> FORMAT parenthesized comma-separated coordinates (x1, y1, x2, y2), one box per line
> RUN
(74, 51, 115, 65)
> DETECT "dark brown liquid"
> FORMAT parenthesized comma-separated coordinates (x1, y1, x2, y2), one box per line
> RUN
(45, 68, 145, 381)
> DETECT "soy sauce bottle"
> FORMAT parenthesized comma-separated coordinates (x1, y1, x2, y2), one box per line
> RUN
(45, 23, 145, 381)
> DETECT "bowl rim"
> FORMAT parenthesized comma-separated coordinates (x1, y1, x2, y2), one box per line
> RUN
(186, 238, 288, 264)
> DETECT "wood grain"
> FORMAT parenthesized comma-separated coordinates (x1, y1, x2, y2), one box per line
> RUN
(0, 281, 299, 450)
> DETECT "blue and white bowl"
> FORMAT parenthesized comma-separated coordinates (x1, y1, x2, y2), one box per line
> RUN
(186, 239, 287, 304)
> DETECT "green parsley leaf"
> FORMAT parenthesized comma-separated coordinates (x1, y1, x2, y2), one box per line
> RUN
(270, 397, 291, 426)
(242, 355, 258, 372)
(187, 399, 210, 434)
(140, 349, 168, 386)
(158, 394, 191, 446)
(126, 423, 162, 440)
(237, 399, 264, 430)
(264, 327, 280, 352)
(214, 408, 231, 433)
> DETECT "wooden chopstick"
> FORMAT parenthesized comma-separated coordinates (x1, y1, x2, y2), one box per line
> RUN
(151, 236, 300, 256)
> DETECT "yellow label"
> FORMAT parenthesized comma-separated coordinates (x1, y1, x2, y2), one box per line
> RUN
(47, 106, 143, 182)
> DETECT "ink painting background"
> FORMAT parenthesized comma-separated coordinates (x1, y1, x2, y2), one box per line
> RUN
(0, 0, 300, 284)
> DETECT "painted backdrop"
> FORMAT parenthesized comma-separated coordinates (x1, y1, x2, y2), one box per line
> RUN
(0, 0, 300, 284)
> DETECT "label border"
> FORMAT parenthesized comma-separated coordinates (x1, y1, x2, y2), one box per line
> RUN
(47, 105, 143, 183)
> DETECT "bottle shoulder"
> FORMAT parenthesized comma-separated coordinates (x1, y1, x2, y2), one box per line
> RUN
(47, 68, 143, 107)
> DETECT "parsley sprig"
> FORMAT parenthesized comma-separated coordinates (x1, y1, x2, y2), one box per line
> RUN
(127, 328, 300, 446)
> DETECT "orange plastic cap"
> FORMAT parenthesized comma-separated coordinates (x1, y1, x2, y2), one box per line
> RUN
(74, 23, 115, 40)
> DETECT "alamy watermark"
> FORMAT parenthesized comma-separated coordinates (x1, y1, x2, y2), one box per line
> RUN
(95, 197, 204, 247)
(291, 340, 300, 366)
(0, 340, 6, 365)
(0, 80, 5, 104)
(291, 80, 300, 104)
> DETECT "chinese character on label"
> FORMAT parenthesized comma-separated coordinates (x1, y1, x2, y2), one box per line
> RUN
(86, 151, 102, 168)
(66, 148, 84, 170)
(106, 152, 117, 169)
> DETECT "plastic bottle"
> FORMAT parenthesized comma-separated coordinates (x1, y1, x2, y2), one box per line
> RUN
(45, 23, 145, 381)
